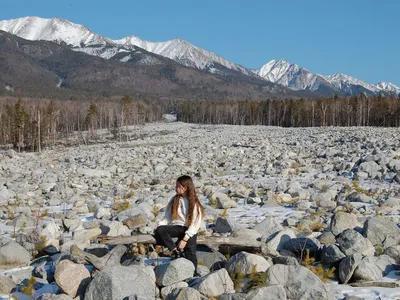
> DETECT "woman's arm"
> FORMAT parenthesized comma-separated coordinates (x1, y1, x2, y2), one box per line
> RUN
(184, 204, 202, 238)
(157, 197, 174, 226)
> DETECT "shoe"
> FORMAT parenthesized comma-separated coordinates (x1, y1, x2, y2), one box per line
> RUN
(193, 271, 201, 277)
(172, 249, 186, 259)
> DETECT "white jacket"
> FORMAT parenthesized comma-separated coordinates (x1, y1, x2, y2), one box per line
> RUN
(158, 196, 202, 237)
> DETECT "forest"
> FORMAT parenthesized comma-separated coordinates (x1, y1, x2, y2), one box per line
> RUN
(0, 93, 399, 152)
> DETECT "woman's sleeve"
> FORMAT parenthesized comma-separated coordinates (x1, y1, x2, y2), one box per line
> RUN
(158, 197, 173, 226)
(185, 205, 202, 237)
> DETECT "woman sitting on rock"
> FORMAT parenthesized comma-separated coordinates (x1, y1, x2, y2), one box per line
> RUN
(155, 175, 204, 275)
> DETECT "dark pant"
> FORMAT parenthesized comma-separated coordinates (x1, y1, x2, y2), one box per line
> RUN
(154, 225, 198, 271)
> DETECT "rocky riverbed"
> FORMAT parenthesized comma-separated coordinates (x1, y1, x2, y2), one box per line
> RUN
(0, 122, 400, 299)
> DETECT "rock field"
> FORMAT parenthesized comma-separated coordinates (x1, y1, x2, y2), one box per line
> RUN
(0, 122, 399, 299)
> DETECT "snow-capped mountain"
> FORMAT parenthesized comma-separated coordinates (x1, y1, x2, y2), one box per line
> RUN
(0, 16, 111, 47)
(321, 73, 379, 94)
(373, 82, 400, 95)
(254, 59, 335, 93)
(1, 16, 399, 96)
(114, 36, 254, 75)
(256, 59, 400, 96)
(0, 16, 254, 76)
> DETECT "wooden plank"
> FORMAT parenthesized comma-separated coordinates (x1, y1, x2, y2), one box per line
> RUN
(348, 281, 399, 288)
(96, 234, 262, 252)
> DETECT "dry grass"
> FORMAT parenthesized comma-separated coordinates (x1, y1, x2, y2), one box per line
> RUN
(302, 249, 336, 283)
(310, 219, 324, 232)
(112, 199, 131, 213)
(220, 208, 228, 217)
(21, 276, 36, 296)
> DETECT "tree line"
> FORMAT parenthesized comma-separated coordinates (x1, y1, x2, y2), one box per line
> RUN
(0, 93, 399, 152)
(174, 93, 400, 127)
(0, 96, 163, 152)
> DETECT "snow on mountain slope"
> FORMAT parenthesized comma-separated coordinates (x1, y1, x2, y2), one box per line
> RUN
(1, 16, 399, 96)
(322, 73, 379, 94)
(256, 59, 400, 95)
(0, 16, 111, 47)
(373, 82, 400, 95)
(255, 59, 334, 92)
(0, 17, 254, 76)
(115, 36, 254, 75)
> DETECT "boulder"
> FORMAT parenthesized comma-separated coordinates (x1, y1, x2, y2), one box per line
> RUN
(54, 260, 91, 298)
(0, 237, 31, 268)
(272, 256, 299, 266)
(155, 258, 195, 287)
(225, 251, 271, 275)
(266, 264, 333, 300)
(353, 255, 398, 281)
(196, 250, 226, 269)
(338, 253, 363, 284)
(330, 212, 360, 236)
(191, 268, 234, 297)
(318, 232, 336, 245)
(161, 282, 188, 299)
(320, 244, 346, 265)
(358, 161, 382, 177)
(0, 276, 16, 294)
(214, 217, 235, 233)
(362, 217, 400, 247)
(122, 214, 148, 229)
(166, 287, 202, 300)
(254, 216, 283, 238)
(246, 285, 286, 300)
(212, 192, 237, 209)
(263, 228, 296, 252)
(284, 237, 321, 257)
(384, 245, 400, 263)
(85, 265, 156, 300)
(336, 229, 375, 256)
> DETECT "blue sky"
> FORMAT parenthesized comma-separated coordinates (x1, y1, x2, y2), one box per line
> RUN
(1, 0, 399, 86)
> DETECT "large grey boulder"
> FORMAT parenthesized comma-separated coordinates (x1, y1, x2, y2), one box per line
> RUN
(266, 264, 333, 300)
(54, 260, 91, 298)
(353, 255, 397, 281)
(336, 229, 375, 256)
(191, 268, 234, 297)
(264, 228, 296, 252)
(155, 258, 195, 287)
(385, 245, 400, 263)
(0, 276, 16, 294)
(218, 293, 246, 300)
(330, 212, 360, 236)
(383, 196, 400, 208)
(0, 237, 31, 268)
(246, 285, 286, 300)
(362, 217, 400, 247)
(338, 253, 362, 284)
(85, 265, 156, 300)
(284, 237, 321, 257)
(196, 251, 226, 269)
(161, 282, 188, 299)
(225, 251, 271, 275)
(166, 287, 203, 300)
(212, 192, 237, 209)
(358, 161, 382, 177)
(255, 216, 284, 238)
(320, 244, 346, 265)
(214, 217, 235, 233)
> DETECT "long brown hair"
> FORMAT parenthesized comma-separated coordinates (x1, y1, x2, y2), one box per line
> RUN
(171, 175, 204, 226)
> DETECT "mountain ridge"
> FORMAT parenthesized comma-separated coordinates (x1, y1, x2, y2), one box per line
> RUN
(1, 16, 399, 97)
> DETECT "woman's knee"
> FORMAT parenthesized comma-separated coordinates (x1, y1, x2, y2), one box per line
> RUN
(155, 226, 166, 236)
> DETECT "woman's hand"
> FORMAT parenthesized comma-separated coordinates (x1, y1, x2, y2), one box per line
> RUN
(178, 240, 187, 249)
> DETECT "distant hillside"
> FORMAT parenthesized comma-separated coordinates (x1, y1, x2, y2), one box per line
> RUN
(0, 31, 312, 100)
